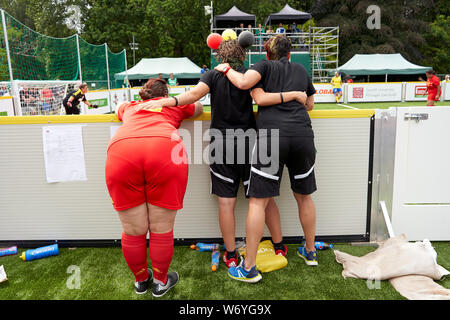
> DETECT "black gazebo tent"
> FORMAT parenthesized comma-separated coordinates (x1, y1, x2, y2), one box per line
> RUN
(265, 4, 311, 26)
(214, 6, 256, 28)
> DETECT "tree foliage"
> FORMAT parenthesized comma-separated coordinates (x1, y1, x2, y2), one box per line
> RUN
(0, 0, 448, 73)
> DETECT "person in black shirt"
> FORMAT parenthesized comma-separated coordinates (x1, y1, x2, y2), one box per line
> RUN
(137, 38, 306, 271)
(62, 83, 97, 114)
(216, 34, 318, 282)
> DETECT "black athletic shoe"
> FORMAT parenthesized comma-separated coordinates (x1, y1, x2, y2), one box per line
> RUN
(152, 271, 179, 298)
(134, 268, 153, 295)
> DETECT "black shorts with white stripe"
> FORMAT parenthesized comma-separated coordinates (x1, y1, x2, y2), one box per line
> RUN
(210, 163, 251, 198)
(208, 135, 253, 198)
(247, 135, 317, 198)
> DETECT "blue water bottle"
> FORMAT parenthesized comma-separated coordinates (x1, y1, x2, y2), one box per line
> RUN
(20, 244, 59, 261)
(190, 243, 220, 252)
(211, 250, 220, 271)
(0, 246, 17, 257)
(314, 241, 333, 250)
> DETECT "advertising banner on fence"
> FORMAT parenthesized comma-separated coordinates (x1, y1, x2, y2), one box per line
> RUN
(405, 82, 428, 101)
(348, 83, 402, 102)
(85, 89, 129, 114)
(313, 84, 336, 103)
(0, 96, 15, 116)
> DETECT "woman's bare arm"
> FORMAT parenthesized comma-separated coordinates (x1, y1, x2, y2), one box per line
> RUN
(250, 88, 307, 106)
(215, 63, 262, 90)
(136, 82, 210, 111)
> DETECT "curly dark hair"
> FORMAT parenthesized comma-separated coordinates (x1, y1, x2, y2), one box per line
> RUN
(263, 34, 292, 61)
(216, 39, 246, 67)
(139, 78, 169, 100)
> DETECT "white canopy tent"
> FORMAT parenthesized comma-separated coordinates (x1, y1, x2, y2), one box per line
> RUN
(338, 54, 431, 81)
(115, 57, 202, 81)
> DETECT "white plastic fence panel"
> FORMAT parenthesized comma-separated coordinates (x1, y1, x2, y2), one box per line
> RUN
(391, 107, 450, 240)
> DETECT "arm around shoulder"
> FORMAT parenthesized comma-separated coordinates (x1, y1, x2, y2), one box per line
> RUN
(191, 101, 203, 118)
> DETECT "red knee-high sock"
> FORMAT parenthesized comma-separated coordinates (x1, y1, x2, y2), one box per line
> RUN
(149, 230, 174, 284)
(121, 232, 149, 282)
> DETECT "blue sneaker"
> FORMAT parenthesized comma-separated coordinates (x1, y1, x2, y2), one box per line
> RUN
(297, 246, 318, 266)
(228, 260, 262, 283)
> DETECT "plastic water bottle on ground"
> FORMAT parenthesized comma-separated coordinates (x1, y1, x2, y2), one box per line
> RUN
(211, 250, 220, 271)
(314, 241, 333, 250)
(190, 243, 220, 252)
(0, 246, 17, 258)
(20, 244, 59, 261)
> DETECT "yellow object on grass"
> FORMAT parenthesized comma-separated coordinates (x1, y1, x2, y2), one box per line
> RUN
(238, 240, 288, 273)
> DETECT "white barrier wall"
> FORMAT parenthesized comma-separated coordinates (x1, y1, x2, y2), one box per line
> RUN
(0, 96, 14, 116)
(371, 107, 450, 241)
(0, 110, 373, 242)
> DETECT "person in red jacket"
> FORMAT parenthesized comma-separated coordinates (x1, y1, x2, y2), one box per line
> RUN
(105, 78, 202, 297)
(425, 70, 441, 106)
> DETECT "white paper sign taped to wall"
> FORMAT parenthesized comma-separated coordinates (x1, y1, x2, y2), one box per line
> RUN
(42, 125, 87, 183)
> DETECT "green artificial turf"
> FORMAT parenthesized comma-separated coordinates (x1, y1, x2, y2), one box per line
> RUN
(0, 242, 448, 300)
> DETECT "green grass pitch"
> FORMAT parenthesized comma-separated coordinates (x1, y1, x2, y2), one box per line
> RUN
(0, 243, 448, 300)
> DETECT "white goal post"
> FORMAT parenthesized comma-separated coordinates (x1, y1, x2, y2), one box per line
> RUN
(11, 80, 82, 116)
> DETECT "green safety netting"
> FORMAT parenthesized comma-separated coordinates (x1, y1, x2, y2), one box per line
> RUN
(0, 10, 126, 88)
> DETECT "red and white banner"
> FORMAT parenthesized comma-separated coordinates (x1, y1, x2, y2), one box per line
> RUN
(313, 84, 336, 103)
(405, 82, 428, 101)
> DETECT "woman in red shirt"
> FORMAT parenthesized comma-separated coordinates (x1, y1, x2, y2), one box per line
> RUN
(425, 70, 441, 106)
(105, 78, 202, 297)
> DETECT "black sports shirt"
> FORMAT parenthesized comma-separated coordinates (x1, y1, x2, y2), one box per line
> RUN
(250, 57, 316, 137)
(200, 67, 256, 134)
(63, 89, 87, 108)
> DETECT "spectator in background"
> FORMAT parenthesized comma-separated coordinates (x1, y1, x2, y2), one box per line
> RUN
(247, 24, 253, 32)
(346, 76, 353, 83)
(168, 73, 178, 86)
(255, 24, 265, 51)
(276, 23, 285, 34)
(0, 85, 9, 96)
(266, 25, 274, 35)
(291, 22, 300, 45)
(445, 75, 450, 82)
(237, 23, 245, 36)
(201, 65, 209, 74)
(158, 73, 164, 81)
(41, 86, 56, 115)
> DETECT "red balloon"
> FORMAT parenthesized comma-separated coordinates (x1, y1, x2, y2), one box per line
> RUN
(207, 33, 223, 50)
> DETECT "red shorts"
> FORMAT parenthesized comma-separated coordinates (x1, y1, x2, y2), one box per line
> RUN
(105, 137, 189, 211)
(428, 92, 440, 102)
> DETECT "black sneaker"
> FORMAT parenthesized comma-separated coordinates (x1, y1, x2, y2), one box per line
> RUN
(152, 271, 179, 298)
(134, 268, 153, 295)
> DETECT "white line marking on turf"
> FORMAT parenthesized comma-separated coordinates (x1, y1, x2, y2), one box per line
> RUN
(337, 103, 359, 109)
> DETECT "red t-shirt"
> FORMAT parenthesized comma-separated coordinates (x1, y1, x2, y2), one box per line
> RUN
(108, 97, 195, 150)
(426, 75, 440, 94)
